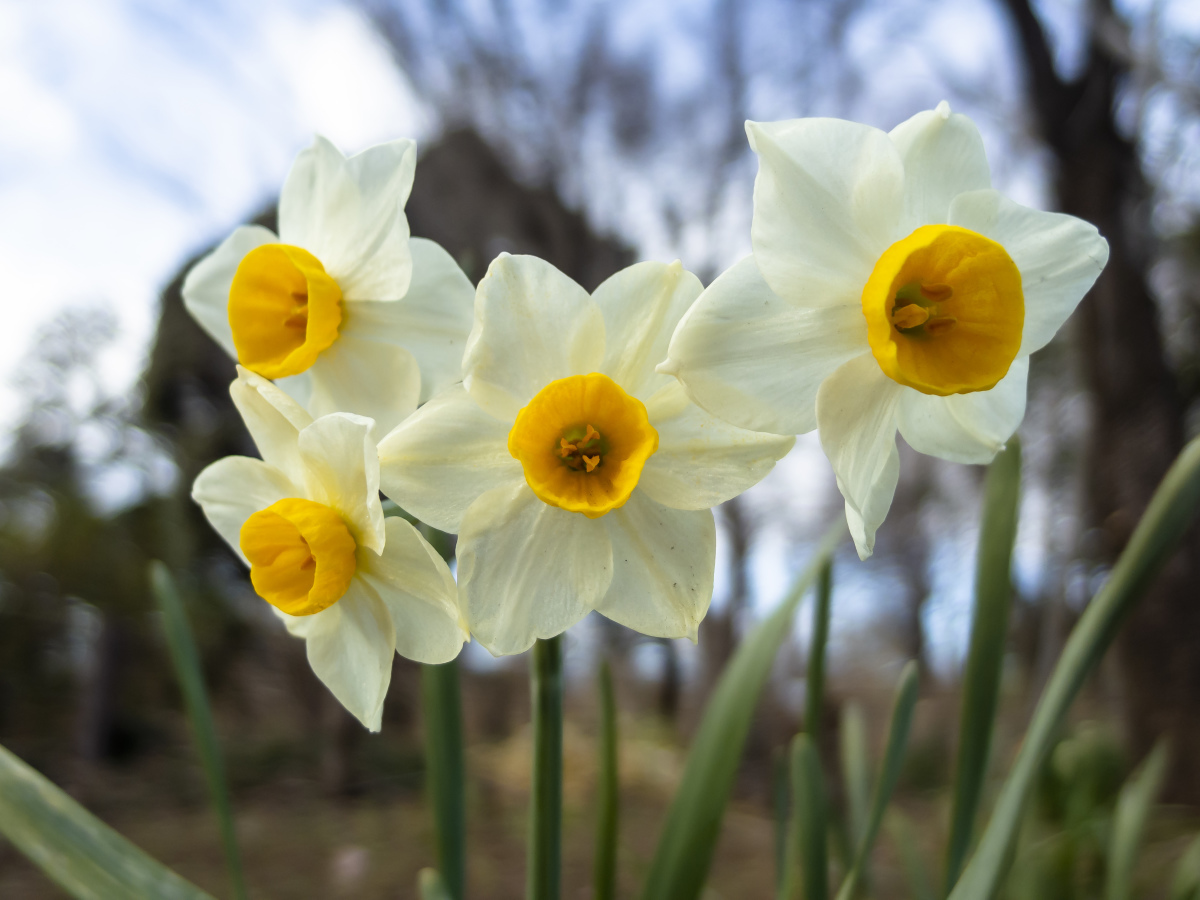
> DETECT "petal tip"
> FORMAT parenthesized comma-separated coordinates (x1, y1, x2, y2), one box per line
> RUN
(935, 100, 952, 118)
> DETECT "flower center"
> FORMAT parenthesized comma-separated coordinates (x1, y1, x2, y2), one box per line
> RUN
(862, 224, 1024, 396)
(228, 243, 343, 379)
(508, 373, 659, 518)
(239, 497, 356, 616)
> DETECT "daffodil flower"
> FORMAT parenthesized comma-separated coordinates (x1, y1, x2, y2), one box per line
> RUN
(377, 255, 794, 656)
(660, 102, 1109, 558)
(183, 136, 474, 437)
(193, 368, 468, 730)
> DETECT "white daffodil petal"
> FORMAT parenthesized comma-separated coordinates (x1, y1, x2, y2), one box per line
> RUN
(182, 224, 276, 357)
(463, 254, 605, 420)
(596, 492, 715, 641)
(747, 117, 904, 308)
(897, 357, 1029, 465)
(889, 101, 992, 229)
(949, 189, 1109, 357)
(457, 482, 613, 656)
(357, 518, 467, 664)
(192, 456, 298, 562)
(229, 366, 313, 482)
(279, 136, 416, 300)
(377, 385, 522, 534)
(638, 381, 795, 510)
(306, 334, 421, 438)
(302, 581, 396, 731)
(816, 354, 903, 559)
(593, 260, 702, 400)
(340, 238, 475, 404)
(297, 413, 386, 554)
(660, 256, 868, 435)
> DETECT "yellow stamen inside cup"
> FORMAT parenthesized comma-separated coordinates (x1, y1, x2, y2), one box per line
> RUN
(508, 373, 659, 518)
(229, 244, 343, 379)
(239, 497, 356, 616)
(862, 225, 1024, 396)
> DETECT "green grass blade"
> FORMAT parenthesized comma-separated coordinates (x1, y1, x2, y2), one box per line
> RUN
(835, 661, 919, 900)
(1106, 742, 1169, 900)
(948, 434, 1200, 900)
(422, 660, 466, 900)
(1169, 835, 1200, 900)
(594, 660, 619, 900)
(636, 522, 844, 900)
(887, 809, 935, 900)
(944, 440, 1022, 893)
(149, 562, 247, 900)
(0, 742, 215, 900)
(840, 702, 870, 853)
(790, 734, 829, 900)
(529, 635, 564, 900)
(774, 748, 790, 899)
(805, 560, 834, 742)
(419, 868, 455, 900)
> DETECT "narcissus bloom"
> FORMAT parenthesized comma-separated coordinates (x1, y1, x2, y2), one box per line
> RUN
(193, 368, 467, 730)
(377, 255, 794, 656)
(183, 136, 474, 436)
(660, 103, 1109, 558)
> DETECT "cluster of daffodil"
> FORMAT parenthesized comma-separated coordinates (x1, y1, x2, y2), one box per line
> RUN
(184, 103, 1108, 729)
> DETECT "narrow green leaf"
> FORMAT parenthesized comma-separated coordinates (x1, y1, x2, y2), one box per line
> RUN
(594, 659, 619, 900)
(422, 660, 466, 900)
(805, 559, 833, 742)
(840, 702, 870, 853)
(949, 434, 1200, 900)
(1169, 835, 1200, 900)
(1106, 742, 1169, 900)
(0, 742, 215, 900)
(773, 747, 791, 899)
(789, 734, 829, 900)
(637, 523, 844, 900)
(886, 809, 935, 900)
(529, 635, 564, 900)
(149, 562, 247, 900)
(419, 868, 455, 900)
(834, 661, 919, 900)
(944, 440, 1021, 893)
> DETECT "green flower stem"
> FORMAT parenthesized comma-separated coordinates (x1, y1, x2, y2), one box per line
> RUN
(805, 559, 833, 741)
(529, 635, 564, 900)
(594, 660, 619, 900)
(421, 660, 466, 900)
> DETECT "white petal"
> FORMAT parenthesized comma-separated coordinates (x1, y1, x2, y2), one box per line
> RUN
(305, 334, 421, 438)
(377, 384, 522, 534)
(949, 189, 1109, 356)
(747, 117, 904, 308)
(182, 224, 276, 358)
(816, 354, 903, 559)
(462, 254, 605, 420)
(660, 256, 868, 434)
(278, 136, 416, 301)
(889, 101, 991, 229)
(357, 518, 467, 664)
(229, 366, 313, 482)
(340, 238, 475, 404)
(897, 357, 1029, 465)
(638, 381, 795, 510)
(297, 413, 386, 554)
(457, 482, 613, 656)
(596, 492, 715, 640)
(592, 260, 702, 400)
(299, 582, 396, 731)
(192, 456, 299, 563)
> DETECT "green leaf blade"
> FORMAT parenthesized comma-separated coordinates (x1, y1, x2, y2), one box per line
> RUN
(1106, 742, 1169, 900)
(790, 734, 829, 900)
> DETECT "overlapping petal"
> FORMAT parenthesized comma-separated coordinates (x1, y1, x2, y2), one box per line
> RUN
(463, 254, 605, 421)
(660, 256, 867, 434)
(377, 385, 522, 534)
(949, 189, 1109, 356)
(229, 367, 312, 483)
(596, 492, 715, 640)
(889, 101, 991, 230)
(747, 117, 903, 308)
(297, 413, 386, 554)
(192, 456, 298, 562)
(816, 354, 903, 559)
(304, 334, 421, 438)
(638, 381, 795, 510)
(181, 224, 276, 358)
(457, 482, 613, 656)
